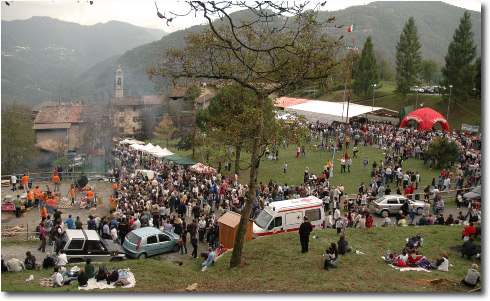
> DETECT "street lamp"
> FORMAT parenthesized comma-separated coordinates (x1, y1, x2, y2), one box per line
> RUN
(372, 84, 377, 123)
(447, 84, 453, 121)
(416, 89, 419, 108)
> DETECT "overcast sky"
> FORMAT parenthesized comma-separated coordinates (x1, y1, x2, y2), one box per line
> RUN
(0, 0, 482, 32)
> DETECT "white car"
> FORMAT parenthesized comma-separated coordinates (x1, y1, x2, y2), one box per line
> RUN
(372, 195, 425, 217)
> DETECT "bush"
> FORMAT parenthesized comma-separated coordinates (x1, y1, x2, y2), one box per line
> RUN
(423, 137, 460, 168)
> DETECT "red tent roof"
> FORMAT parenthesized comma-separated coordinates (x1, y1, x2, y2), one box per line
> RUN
(400, 108, 450, 131)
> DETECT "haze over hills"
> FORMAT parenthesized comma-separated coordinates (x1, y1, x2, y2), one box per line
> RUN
(1, 1, 481, 107)
(1, 16, 167, 105)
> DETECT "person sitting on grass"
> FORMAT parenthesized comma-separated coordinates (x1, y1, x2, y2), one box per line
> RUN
(430, 251, 449, 271)
(52, 266, 64, 287)
(84, 258, 96, 278)
(337, 235, 352, 255)
(461, 264, 480, 288)
(24, 251, 37, 270)
(78, 268, 89, 287)
(6, 254, 24, 272)
(42, 252, 55, 269)
(462, 237, 478, 259)
(324, 243, 338, 270)
(201, 247, 216, 270)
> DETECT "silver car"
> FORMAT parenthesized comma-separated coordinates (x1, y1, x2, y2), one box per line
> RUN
(372, 195, 425, 217)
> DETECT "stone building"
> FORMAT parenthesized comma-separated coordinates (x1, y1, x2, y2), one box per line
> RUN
(109, 65, 168, 139)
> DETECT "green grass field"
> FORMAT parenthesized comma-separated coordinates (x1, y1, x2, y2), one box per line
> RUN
(159, 138, 444, 197)
(1, 226, 480, 292)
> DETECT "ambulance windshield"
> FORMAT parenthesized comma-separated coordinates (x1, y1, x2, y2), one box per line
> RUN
(254, 208, 273, 229)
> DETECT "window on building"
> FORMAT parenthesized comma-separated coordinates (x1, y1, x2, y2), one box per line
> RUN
(133, 127, 136, 132)
(133, 106, 136, 111)
(118, 106, 124, 112)
(133, 117, 138, 122)
(119, 117, 125, 122)
(119, 127, 124, 133)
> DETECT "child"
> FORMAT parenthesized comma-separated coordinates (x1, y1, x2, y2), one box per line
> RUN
(335, 217, 343, 234)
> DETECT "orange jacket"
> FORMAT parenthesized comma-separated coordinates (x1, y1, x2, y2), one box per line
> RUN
(113, 183, 118, 190)
(34, 188, 41, 199)
(27, 192, 33, 200)
(71, 188, 75, 198)
(86, 190, 94, 199)
(41, 207, 47, 219)
(53, 175, 60, 183)
(22, 176, 29, 184)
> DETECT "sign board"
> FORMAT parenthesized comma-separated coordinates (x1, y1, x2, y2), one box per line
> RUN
(461, 123, 479, 132)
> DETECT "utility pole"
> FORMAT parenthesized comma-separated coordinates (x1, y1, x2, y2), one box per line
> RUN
(447, 85, 453, 121)
(343, 39, 356, 153)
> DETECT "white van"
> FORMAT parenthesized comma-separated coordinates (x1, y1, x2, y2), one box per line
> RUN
(253, 196, 324, 237)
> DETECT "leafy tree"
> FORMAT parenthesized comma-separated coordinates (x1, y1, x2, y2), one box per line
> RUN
(1, 104, 39, 174)
(153, 113, 175, 147)
(185, 84, 201, 102)
(353, 35, 379, 98)
(53, 157, 73, 170)
(423, 138, 460, 169)
(151, 2, 343, 268)
(420, 60, 440, 84)
(395, 17, 422, 94)
(441, 11, 477, 102)
(378, 59, 394, 81)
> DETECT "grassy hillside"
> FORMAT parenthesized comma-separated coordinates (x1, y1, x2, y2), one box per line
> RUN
(159, 133, 451, 199)
(1, 226, 480, 292)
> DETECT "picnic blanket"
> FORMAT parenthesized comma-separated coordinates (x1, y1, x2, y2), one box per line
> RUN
(381, 257, 431, 272)
(389, 264, 431, 272)
(78, 270, 136, 290)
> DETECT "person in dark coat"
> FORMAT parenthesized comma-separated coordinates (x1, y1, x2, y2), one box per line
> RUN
(118, 217, 130, 245)
(462, 238, 478, 259)
(337, 235, 352, 255)
(299, 216, 313, 253)
(42, 252, 55, 269)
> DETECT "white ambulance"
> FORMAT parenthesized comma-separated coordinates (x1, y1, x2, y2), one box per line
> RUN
(253, 196, 324, 237)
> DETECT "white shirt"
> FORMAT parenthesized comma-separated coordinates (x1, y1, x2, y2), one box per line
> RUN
(56, 253, 68, 266)
(11, 175, 17, 184)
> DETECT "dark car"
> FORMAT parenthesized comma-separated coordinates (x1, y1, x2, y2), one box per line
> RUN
(462, 185, 481, 205)
(57, 229, 126, 263)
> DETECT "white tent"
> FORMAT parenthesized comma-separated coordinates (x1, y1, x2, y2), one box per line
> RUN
(141, 143, 155, 153)
(277, 97, 398, 123)
(129, 144, 145, 151)
(153, 148, 174, 158)
(120, 138, 145, 145)
(149, 145, 164, 154)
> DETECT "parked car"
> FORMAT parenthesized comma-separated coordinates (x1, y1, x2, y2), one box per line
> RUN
(57, 229, 126, 263)
(123, 227, 180, 259)
(462, 185, 481, 205)
(372, 195, 425, 217)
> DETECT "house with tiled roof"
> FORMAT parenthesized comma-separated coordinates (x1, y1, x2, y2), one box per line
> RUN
(32, 102, 83, 153)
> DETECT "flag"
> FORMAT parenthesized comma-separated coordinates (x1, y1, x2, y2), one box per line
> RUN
(348, 46, 359, 52)
(348, 24, 355, 32)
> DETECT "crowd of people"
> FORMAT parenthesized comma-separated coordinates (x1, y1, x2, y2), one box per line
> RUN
(2, 118, 482, 290)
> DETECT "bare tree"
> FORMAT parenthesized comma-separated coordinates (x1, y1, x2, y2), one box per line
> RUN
(150, 1, 344, 268)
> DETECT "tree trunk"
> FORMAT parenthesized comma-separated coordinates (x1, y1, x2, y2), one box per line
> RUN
(229, 101, 265, 268)
(234, 146, 241, 176)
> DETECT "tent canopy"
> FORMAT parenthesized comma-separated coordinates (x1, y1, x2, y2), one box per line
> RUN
(275, 97, 398, 123)
(153, 148, 174, 158)
(163, 154, 197, 165)
(399, 107, 450, 131)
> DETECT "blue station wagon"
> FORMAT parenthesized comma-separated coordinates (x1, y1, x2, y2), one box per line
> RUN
(123, 227, 180, 259)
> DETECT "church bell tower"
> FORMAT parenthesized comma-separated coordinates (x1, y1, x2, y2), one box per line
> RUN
(115, 64, 124, 98)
